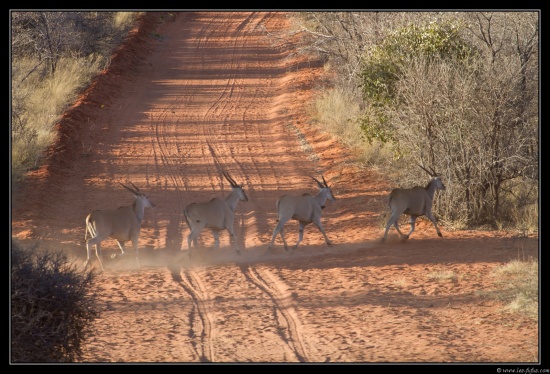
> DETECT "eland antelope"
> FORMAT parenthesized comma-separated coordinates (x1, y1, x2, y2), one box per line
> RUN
(268, 175, 335, 252)
(183, 171, 248, 258)
(382, 164, 445, 243)
(84, 182, 155, 270)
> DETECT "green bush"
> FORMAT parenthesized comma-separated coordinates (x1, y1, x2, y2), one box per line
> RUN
(358, 20, 477, 145)
(359, 20, 476, 104)
(11, 239, 100, 362)
(303, 13, 538, 230)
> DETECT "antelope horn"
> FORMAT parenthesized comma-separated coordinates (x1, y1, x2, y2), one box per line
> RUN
(120, 182, 139, 194)
(129, 181, 141, 193)
(418, 164, 435, 177)
(223, 171, 237, 187)
(311, 176, 324, 188)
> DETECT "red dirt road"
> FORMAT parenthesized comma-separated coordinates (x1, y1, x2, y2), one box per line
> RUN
(11, 12, 539, 363)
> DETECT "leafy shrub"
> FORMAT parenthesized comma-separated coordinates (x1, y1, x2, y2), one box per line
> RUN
(11, 239, 100, 362)
(359, 20, 476, 104)
(358, 20, 477, 144)
(300, 12, 538, 229)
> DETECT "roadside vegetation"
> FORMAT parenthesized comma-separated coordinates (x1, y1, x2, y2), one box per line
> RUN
(10, 11, 539, 361)
(11, 11, 142, 186)
(11, 11, 141, 363)
(291, 12, 539, 235)
(11, 238, 100, 362)
(490, 255, 538, 319)
(288, 11, 538, 322)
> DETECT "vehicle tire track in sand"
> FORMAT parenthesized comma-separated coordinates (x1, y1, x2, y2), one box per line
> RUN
(154, 15, 266, 361)
(171, 268, 215, 362)
(167, 13, 314, 361)
(240, 264, 312, 362)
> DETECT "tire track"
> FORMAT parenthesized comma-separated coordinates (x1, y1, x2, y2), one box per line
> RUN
(205, 12, 284, 248)
(158, 15, 245, 362)
(149, 108, 189, 254)
(240, 264, 312, 362)
(150, 12, 313, 362)
(190, 14, 314, 362)
(171, 268, 215, 362)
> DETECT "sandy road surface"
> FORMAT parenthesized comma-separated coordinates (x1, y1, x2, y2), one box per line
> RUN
(11, 12, 539, 364)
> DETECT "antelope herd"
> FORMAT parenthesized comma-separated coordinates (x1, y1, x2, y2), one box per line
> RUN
(83, 165, 445, 270)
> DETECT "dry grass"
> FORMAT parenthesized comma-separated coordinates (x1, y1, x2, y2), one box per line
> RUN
(12, 56, 104, 183)
(427, 270, 457, 282)
(114, 11, 142, 28)
(308, 87, 398, 172)
(11, 12, 140, 184)
(491, 256, 538, 319)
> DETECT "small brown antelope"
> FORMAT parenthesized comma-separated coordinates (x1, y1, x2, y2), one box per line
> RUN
(382, 164, 445, 243)
(183, 171, 248, 258)
(268, 176, 335, 253)
(84, 182, 155, 270)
